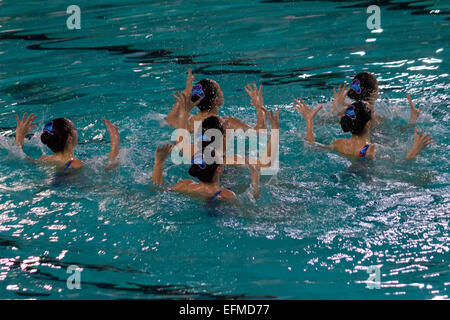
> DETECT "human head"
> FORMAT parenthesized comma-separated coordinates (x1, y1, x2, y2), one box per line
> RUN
(40, 118, 77, 153)
(340, 101, 372, 135)
(188, 149, 224, 183)
(347, 72, 378, 103)
(199, 115, 224, 146)
(191, 79, 224, 112)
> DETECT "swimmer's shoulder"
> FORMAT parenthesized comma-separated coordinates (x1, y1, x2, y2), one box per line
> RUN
(366, 144, 376, 157)
(36, 156, 83, 168)
(219, 188, 236, 199)
(331, 139, 346, 152)
(68, 160, 84, 169)
(38, 155, 53, 162)
(170, 179, 196, 192)
(222, 116, 251, 130)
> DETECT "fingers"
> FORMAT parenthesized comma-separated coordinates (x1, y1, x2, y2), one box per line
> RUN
(26, 113, 34, 123)
(103, 119, 119, 135)
(171, 93, 179, 102)
(18, 113, 36, 129)
(313, 105, 323, 115)
(245, 83, 255, 94)
(414, 127, 418, 136)
(421, 134, 433, 146)
(293, 100, 304, 114)
(15, 114, 19, 124)
(102, 118, 112, 127)
(407, 93, 414, 108)
(29, 114, 37, 124)
(187, 69, 195, 82)
(293, 98, 303, 106)
(172, 90, 186, 104)
(161, 143, 174, 154)
(293, 98, 308, 110)
(343, 87, 350, 96)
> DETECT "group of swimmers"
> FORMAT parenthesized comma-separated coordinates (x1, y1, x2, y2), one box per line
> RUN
(12, 69, 433, 201)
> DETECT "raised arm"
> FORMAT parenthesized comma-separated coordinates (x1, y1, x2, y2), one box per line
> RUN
(224, 107, 280, 168)
(404, 128, 433, 160)
(14, 113, 37, 151)
(294, 98, 323, 143)
(166, 69, 195, 127)
(172, 90, 203, 160)
(102, 119, 120, 169)
(152, 143, 175, 185)
(248, 164, 261, 198)
(259, 107, 280, 166)
(244, 82, 267, 130)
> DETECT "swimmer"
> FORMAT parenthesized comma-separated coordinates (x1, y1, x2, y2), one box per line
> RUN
(294, 99, 433, 160)
(329, 72, 422, 126)
(166, 69, 267, 132)
(172, 90, 279, 167)
(14, 113, 120, 169)
(151, 144, 261, 200)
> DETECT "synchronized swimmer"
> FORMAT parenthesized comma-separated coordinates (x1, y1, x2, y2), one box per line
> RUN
(11, 69, 433, 201)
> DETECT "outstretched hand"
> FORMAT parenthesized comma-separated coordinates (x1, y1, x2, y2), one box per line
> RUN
(172, 90, 203, 115)
(332, 84, 349, 110)
(182, 68, 196, 96)
(294, 98, 322, 122)
(244, 82, 264, 109)
(102, 119, 120, 167)
(264, 108, 280, 129)
(407, 93, 422, 125)
(102, 119, 120, 147)
(155, 143, 174, 163)
(15, 113, 37, 149)
(405, 127, 433, 159)
(15, 113, 37, 138)
(413, 127, 433, 149)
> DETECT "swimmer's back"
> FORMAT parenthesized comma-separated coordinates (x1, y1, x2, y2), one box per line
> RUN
(332, 139, 376, 157)
(38, 155, 84, 169)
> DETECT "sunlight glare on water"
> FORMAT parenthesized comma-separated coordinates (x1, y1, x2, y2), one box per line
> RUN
(0, 0, 449, 299)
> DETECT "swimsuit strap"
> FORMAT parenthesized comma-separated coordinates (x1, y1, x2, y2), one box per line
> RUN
(208, 190, 222, 201)
(358, 144, 370, 158)
(63, 160, 74, 169)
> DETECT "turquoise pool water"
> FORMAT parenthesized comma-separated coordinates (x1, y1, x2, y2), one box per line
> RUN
(0, 0, 449, 299)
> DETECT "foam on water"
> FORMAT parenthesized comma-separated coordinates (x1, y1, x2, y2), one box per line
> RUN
(0, 0, 449, 299)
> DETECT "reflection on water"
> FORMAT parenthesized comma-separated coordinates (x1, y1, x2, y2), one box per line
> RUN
(0, 0, 449, 299)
